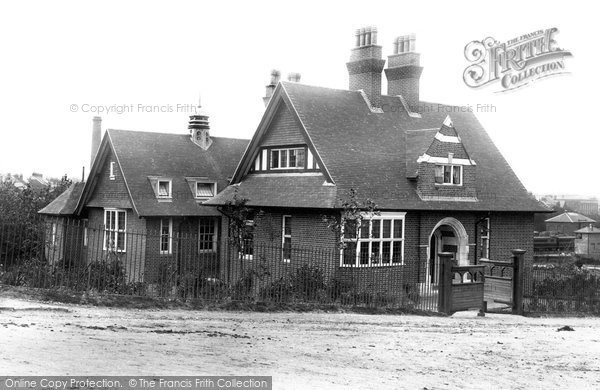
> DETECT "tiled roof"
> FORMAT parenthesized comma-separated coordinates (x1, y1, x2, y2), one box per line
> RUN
(574, 226, 600, 234)
(38, 182, 85, 215)
(211, 81, 549, 213)
(545, 212, 596, 224)
(106, 130, 248, 217)
(207, 174, 337, 209)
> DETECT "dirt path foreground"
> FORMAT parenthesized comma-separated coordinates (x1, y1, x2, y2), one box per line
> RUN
(0, 296, 599, 389)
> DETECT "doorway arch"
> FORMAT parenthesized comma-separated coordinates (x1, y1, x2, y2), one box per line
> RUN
(427, 217, 470, 284)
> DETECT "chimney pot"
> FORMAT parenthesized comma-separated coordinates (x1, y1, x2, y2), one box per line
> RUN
(385, 33, 423, 112)
(263, 69, 281, 107)
(287, 72, 301, 82)
(346, 26, 385, 109)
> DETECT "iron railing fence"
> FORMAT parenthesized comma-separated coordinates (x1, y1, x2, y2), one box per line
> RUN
(524, 266, 600, 314)
(0, 218, 433, 310)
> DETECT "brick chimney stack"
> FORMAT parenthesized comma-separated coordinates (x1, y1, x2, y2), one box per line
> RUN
(346, 26, 386, 108)
(385, 34, 423, 112)
(263, 70, 281, 107)
(90, 116, 102, 168)
(287, 72, 301, 82)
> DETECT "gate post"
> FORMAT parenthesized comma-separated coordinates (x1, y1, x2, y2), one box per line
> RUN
(511, 249, 526, 315)
(438, 252, 454, 314)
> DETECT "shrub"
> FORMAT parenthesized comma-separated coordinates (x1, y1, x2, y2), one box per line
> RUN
(260, 277, 293, 302)
(290, 265, 326, 301)
(87, 259, 127, 293)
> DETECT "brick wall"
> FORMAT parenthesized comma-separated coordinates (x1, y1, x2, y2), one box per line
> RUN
(83, 207, 146, 282)
(417, 163, 477, 199)
(221, 209, 536, 298)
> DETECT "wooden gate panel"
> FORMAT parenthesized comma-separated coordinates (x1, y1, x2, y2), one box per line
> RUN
(484, 276, 512, 304)
(452, 283, 484, 312)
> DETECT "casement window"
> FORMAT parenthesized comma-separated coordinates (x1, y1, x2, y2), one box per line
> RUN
(252, 147, 320, 172)
(196, 182, 217, 201)
(341, 213, 406, 267)
(198, 218, 217, 252)
(479, 217, 490, 259)
(109, 162, 116, 180)
(271, 148, 306, 169)
(104, 209, 126, 252)
(160, 218, 173, 255)
(435, 164, 462, 185)
(282, 215, 292, 262)
(157, 180, 172, 199)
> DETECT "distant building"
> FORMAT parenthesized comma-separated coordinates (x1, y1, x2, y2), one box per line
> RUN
(545, 212, 596, 236)
(538, 194, 599, 216)
(574, 226, 600, 256)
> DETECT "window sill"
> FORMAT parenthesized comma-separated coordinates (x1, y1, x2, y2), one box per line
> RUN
(157, 197, 173, 202)
(159, 252, 173, 256)
(339, 263, 404, 268)
(282, 259, 291, 263)
(435, 183, 463, 187)
(109, 176, 116, 181)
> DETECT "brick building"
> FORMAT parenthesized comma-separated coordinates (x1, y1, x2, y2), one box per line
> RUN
(207, 27, 550, 295)
(545, 212, 596, 236)
(40, 111, 248, 284)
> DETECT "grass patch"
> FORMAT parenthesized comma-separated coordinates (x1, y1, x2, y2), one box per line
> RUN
(0, 284, 445, 316)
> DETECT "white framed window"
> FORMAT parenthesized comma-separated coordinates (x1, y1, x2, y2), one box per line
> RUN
(282, 215, 292, 262)
(480, 217, 490, 259)
(195, 181, 217, 200)
(341, 212, 406, 267)
(157, 180, 172, 199)
(109, 161, 116, 180)
(160, 218, 173, 255)
(270, 148, 306, 170)
(198, 218, 217, 253)
(103, 208, 127, 252)
(435, 164, 462, 185)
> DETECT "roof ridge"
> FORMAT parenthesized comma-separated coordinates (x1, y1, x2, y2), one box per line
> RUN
(280, 80, 359, 95)
(107, 128, 248, 141)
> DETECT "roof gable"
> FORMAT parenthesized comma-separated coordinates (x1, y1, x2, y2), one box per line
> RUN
(231, 83, 333, 183)
(77, 129, 248, 217)
(213, 82, 549, 212)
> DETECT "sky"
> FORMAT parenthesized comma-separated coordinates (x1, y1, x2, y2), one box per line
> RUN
(0, 0, 598, 199)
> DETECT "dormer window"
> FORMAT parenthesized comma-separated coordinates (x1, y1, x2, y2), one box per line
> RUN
(157, 180, 172, 198)
(435, 165, 462, 185)
(196, 181, 217, 201)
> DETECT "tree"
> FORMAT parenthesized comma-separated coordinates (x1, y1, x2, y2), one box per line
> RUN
(323, 188, 380, 250)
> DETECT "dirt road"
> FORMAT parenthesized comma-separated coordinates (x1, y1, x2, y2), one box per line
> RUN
(0, 296, 598, 389)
